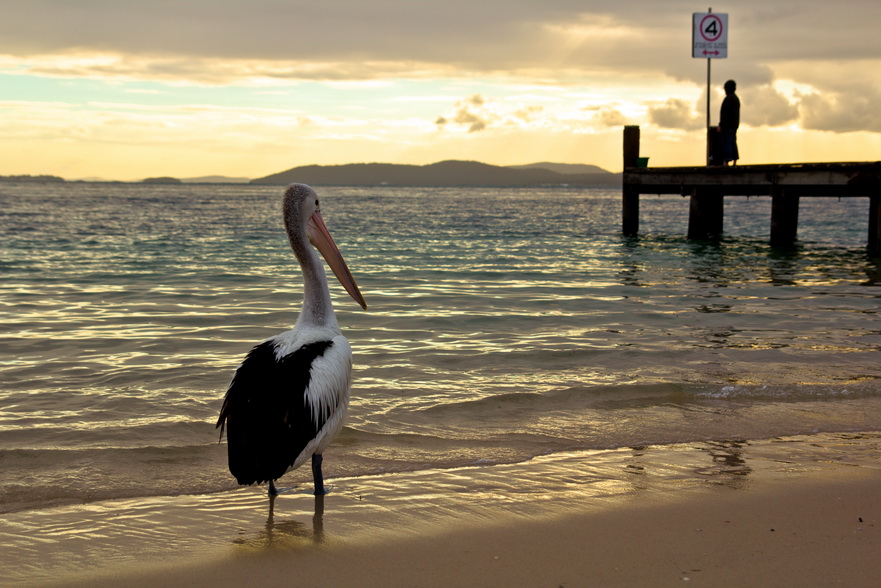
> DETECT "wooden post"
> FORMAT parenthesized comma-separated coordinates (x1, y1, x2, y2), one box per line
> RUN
(623, 125, 640, 169)
(869, 194, 881, 256)
(706, 126, 719, 166)
(770, 186, 800, 248)
(622, 125, 640, 236)
(688, 188, 724, 240)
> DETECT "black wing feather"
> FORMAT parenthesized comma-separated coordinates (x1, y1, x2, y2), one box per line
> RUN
(216, 339, 334, 485)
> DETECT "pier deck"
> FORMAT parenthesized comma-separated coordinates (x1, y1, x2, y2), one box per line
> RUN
(621, 126, 881, 251)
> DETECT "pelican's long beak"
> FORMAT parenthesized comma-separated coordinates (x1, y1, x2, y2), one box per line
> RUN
(307, 211, 367, 310)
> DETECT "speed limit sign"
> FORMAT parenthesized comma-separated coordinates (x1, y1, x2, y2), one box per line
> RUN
(692, 12, 728, 58)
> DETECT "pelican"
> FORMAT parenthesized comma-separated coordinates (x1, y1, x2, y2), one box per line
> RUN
(217, 184, 367, 496)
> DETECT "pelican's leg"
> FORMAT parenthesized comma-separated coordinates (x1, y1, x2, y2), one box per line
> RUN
(268, 479, 278, 496)
(312, 454, 328, 495)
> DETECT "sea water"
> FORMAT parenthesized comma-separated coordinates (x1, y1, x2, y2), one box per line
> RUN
(2, 182, 881, 514)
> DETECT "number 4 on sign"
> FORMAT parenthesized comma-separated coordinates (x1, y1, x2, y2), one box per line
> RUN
(704, 19, 718, 36)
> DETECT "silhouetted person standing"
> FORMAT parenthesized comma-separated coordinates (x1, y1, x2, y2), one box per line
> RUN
(718, 79, 740, 165)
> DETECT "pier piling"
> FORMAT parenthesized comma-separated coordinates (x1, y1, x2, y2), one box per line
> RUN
(622, 125, 640, 236)
(770, 187, 799, 248)
(687, 188, 724, 240)
(869, 196, 881, 253)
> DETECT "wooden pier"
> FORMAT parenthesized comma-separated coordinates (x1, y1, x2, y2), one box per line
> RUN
(621, 126, 881, 252)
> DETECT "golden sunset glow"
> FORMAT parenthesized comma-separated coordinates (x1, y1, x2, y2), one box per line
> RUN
(2, 1, 880, 180)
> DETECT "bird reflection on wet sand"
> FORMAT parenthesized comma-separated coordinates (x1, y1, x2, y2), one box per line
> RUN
(233, 494, 325, 549)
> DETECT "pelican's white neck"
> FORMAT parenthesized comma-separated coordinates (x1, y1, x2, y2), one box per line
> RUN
(295, 243, 340, 331)
(282, 184, 343, 332)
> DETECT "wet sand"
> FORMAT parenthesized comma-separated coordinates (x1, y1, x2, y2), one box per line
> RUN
(5, 432, 880, 587)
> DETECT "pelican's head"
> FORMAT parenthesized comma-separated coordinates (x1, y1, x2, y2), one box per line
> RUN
(283, 183, 367, 310)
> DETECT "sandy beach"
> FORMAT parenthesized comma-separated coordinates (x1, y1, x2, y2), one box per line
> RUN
(4, 432, 879, 587)
(96, 474, 878, 588)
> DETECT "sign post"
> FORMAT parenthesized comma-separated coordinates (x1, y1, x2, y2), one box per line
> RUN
(692, 9, 728, 165)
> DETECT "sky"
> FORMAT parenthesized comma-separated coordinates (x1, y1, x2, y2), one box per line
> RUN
(2, 0, 880, 180)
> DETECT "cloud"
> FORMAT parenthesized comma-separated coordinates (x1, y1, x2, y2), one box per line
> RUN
(436, 94, 494, 133)
(1, 1, 598, 69)
(742, 84, 799, 127)
(648, 98, 703, 130)
(798, 87, 881, 133)
(454, 110, 488, 133)
(434, 94, 556, 134)
(595, 107, 629, 127)
(0, 53, 458, 86)
(5, 2, 878, 78)
(514, 105, 543, 123)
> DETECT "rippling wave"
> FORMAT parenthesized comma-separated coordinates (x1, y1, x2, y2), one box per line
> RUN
(2, 182, 880, 513)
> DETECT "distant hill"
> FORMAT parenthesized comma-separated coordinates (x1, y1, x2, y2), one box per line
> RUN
(2, 162, 619, 186)
(141, 176, 183, 184)
(0, 174, 65, 183)
(182, 175, 251, 183)
(251, 160, 620, 187)
(509, 162, 610, 175)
